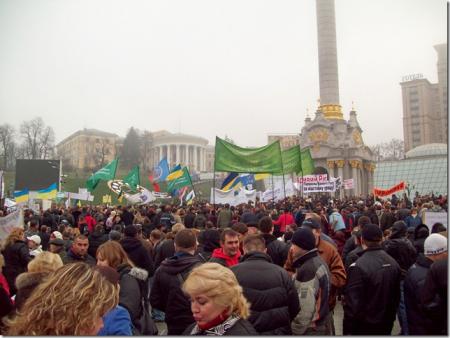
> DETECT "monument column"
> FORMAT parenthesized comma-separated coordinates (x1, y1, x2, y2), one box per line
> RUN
(316, 0, 343, 119)
(194, 146, 198, 172)
(158, 146, 162, 163)
(167, 145, 172, 168)
(176, 144, 180, 165)
(350, 160, 360, 197)
(336, 160, 345, 199)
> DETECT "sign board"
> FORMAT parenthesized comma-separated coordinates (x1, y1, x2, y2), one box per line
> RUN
(0, 208, 24, 241)
(423, 211, 448, 231)
(297, 174, 328, 184)
(401, 73, 423, 82)
(344, 179, 354, 190)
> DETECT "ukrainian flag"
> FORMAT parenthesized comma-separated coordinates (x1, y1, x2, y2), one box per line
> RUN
(14, 189, 29, 203)
(220, 172, 242, 192)
(36, 183, 58, 200)
(166, 164, 183, 181)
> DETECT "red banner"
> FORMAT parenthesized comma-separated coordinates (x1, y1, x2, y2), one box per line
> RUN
(373, 181, 405, 197)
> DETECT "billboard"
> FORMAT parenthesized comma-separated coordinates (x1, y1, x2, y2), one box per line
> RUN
(15, 159, 60, 191)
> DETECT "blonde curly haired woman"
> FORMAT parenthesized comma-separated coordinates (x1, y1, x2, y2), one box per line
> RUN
(182, 262, 257, 335)
(1, 227, 31, 295)
(6, 262, 118, 335)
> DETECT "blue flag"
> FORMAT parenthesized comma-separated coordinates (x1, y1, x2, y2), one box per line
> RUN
(153, 158, 170, 182)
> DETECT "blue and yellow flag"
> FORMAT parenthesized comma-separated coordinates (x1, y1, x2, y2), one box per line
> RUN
(167, 164, 183, 181)
(220, 172, 242, 192)
(36, 183, 58, 200)
(14, 189, 29, 203)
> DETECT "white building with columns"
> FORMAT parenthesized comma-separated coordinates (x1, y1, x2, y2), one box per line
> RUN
(150, 130, 210, 173)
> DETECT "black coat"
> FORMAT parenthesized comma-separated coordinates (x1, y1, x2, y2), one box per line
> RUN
(2, 241, 32, 294)
(261, 233, 289, 267)
(420, 259, 448, 335)
(120, 237, 154, 276)
(183, 317, 257, 335)
(183, 212, 195, 228)
(154, 239, 175, 269)
(38, 231, 50, 251)
(342, 235, 356, 262)
(404, 254, 434, 335)
(88, 231, 108, 258)
(344, 245, 364, 273)
(117, 264, 148, 334)
(150, 253, 203, 335)
(413, 224, 429, 254)
(382, 237, 417, 277)
(343, 247, 401, 335)
(231, 252, 299, 334)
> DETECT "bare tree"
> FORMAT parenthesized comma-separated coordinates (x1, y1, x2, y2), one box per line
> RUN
(93, 138, 111, 170)
(0, 124, 16, 170)
(20, 117, 55, 159)
(369, 138, 405, 161)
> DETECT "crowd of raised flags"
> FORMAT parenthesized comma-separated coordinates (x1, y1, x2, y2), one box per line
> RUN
(11, 136, 316, 207)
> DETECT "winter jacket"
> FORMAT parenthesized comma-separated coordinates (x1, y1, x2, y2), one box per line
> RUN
(413, 224, 429, 254)
(98, 305, 133, 336)
(183, 315, 258, 335)
(272, 212, 294, 233)
(420, 258, 447, 335)
(261, 233, 289, 267)
(197, 229, 220, 257)
(404, 254, 434, 335)
(380, 211, 396, 231)
(120, 237, 154, 276)
(217, 209, 232, 228)
(342, 235, 356, 262)
(154, 239, 175, 269)
(284, 237, 346, 311)
(159, 212, 176, 231)
(183, 212, 195, 228)
(2, 240, 32, 294)
(344, 245, 364, 273)
(209, 248, 241, 268)
(150, 252, 204, 335)
(193, 214, 207, 229)
(14, 271, 49, 310)
(38, 231, 50, 251)
(383, 236, 417, 278)
(61, 248, 96, 266)
(405, 214, 422, 229)
(87, 231, 108, 258)
(231, 252, 299, 334)
(343, 247, 401, 335)
(117, 264, 148, 334)
(84, 215, 97, 233)
(291, 249, 331, 335)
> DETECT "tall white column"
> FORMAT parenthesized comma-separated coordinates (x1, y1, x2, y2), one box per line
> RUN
(158, 146, 162, 163)
(167, 145, 171, 167)
(176, 144, 180, 165)
(194, 146, 198, 172)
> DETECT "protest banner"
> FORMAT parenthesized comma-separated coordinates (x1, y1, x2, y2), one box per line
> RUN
(344, 179, 354, 190)
(0, 208, 24, 241)
(373, 181, 405, 197)
(423, 211, 448, 230)
(210, 188, 257, 206)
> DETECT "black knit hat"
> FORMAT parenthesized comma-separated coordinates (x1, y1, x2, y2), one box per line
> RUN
(291, 228, 316, 251)
(361, 224, 383, 242)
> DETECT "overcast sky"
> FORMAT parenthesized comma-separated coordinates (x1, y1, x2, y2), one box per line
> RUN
(0, 0, 447, 148)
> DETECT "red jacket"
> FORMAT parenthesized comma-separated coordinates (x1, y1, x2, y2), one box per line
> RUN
(273, 213, 294, 233)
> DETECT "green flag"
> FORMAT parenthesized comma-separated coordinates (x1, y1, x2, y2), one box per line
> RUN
(214, 137, 283, 173)
(274, 146, 302, 175)
(167, 167, 192, 192)
(123, 166, 140, 191)
(300, 148, 315, 175)
(86, 158, 119, 192)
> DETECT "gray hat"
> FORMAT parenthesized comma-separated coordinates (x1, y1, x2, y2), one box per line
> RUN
(109, 230, 122, 241)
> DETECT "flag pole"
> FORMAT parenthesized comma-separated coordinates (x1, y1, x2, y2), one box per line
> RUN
(299, 145, 304, 199)
(213, 170, 216, 206)
(271, 174, 275, 202)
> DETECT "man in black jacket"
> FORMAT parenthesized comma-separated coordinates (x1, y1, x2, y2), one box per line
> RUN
(343, 224, 401, 335)
(404, 233, 446, 334)
(231, 234, 299, 334)
(150, 229, 204, 335)
(120, 225, 154, 277)
(419, 233, 448, 335)
(259, 216, 289, 267)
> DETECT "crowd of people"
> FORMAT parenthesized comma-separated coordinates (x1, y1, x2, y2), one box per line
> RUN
(0, 191, 447, 335)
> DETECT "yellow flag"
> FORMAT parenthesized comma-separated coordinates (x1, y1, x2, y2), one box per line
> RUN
(254, 173, 270, 181)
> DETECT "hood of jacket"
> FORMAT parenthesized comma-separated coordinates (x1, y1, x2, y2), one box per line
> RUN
(116, 263, 148, 281)
(261, 233, 278, 246)
(240, 251, 272, 264)
(199, 229, 220, 253)
(160, 253, 203, 275)
(211, 248, 241, 266)
(414, 224, 430, 240)
(120, 237, 142, 251)
(390, 221, 408, 239)
(15, 271, 48, 291)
